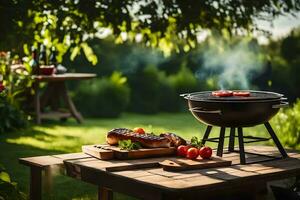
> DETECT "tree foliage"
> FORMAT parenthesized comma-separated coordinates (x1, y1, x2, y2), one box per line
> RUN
(1, 0, 300, 57)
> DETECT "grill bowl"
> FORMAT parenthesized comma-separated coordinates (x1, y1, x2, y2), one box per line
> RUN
(185, 90, 283, 102)
(182, 91, 288, 127)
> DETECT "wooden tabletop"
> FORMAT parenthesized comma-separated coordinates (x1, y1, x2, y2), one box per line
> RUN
(63, 146, 300, 199)
(20, 146, 300, 200)
(32, 73, 97, 82)
(19, 152, 90, 168)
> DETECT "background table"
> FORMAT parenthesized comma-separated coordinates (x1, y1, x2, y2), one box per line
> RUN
(32, 73, 97, 124)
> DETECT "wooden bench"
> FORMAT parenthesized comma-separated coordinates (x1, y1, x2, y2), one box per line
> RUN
(19, 146, 300, 200)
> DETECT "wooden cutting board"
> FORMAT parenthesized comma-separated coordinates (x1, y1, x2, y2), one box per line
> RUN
(64, 156, 172, 173)
(82, 144, 176, 160)
(82, 144, 115, 160)
(159, 157, 232, 171)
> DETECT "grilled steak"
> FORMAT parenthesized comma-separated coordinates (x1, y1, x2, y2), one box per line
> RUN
(159, 133, 186, 147)
(106, 128, 172, 148)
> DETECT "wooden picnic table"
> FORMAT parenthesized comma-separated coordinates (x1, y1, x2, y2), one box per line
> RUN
(32, 73, 97, 124)
(19, 146, 300, 200)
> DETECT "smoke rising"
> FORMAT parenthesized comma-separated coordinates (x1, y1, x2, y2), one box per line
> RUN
(199, 40, 263, 89)
(119, 47, 164, 74)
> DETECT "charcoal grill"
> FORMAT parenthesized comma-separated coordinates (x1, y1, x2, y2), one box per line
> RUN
(181, 90, 288, 164)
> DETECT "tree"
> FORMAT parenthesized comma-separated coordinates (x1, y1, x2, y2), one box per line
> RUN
(1, 0, 300, 60)
(281, 28, 300, 61)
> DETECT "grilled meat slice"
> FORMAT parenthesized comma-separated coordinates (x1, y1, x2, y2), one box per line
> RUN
(106, 128, 171, 148)
(159, 133, 186, 147)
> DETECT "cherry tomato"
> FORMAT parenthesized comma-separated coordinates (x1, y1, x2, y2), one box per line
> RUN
(133, 127, 145, 134)
(177, 145, 191, 157)
(186, 147, 199, 159)
(233, 91, 250, 97)
(212, 90, 233, 97)
(199, 146, 212, 159)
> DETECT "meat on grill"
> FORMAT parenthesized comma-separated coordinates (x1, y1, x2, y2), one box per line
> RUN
(106, 128, 186, 148)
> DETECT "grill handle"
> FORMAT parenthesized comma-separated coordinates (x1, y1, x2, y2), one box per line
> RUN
(180, 93, 190, 98)
(189, 107, 222, 114)
(272, 102, 289, 109)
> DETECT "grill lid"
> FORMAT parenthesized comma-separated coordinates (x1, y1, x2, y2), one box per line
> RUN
(183, 90, 284, 102)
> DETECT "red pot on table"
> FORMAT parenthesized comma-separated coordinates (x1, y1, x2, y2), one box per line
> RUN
(39, 65, 55, 75)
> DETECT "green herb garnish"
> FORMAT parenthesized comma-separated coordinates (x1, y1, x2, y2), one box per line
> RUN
(118, 140, 142, 150)
(190, 136, 203, 148)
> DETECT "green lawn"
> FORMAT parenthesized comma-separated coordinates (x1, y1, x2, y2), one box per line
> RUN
(0, 112, 276, 199)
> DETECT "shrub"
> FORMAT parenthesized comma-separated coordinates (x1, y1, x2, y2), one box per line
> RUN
(74, 72, 130, 118)
(158, 81, 180, 112)
(269, 52, 299, 101)
(127, 66, 164, 114)
(127, 65, 200, 113)
(0, 95, 27, 134)
(0, 51, 30, 133)
(164, 65, 200, 112)
(0, 165, 26, 200)
(168, 65, 199, 94)
(272, 100, 300, 149)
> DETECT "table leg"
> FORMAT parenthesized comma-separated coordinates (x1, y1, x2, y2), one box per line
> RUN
(30, 166, 42, 200)
(159, 192, 181, 200)
(98, 186, 113, 200)
(252, 183, 268, 200)
(34, 82, 41, 124)
(44, 167, 52, 196)
(60, 82, 83, 123)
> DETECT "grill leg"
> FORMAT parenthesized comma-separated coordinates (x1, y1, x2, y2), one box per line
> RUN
(228, 127, 235, 152)
(264, 122, 288, 158)
(201, 125, 212, 145)
(238, 127, 246, 164)
(217, 127, 226, 157)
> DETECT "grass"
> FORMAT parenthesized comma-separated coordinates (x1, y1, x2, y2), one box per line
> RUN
(0, 112, 277, 199)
